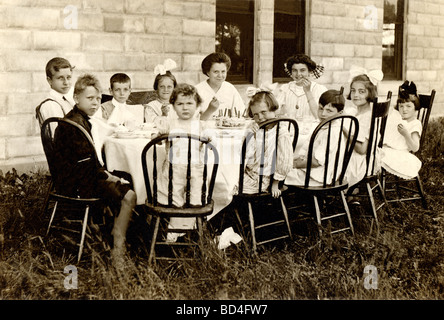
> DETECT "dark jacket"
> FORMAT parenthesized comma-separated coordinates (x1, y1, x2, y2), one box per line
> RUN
(54, 106, 107, 197)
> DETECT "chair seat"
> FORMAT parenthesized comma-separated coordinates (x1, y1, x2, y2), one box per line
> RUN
(144, 200, 214, 218)
(234, 186, 289, 200)
(50, 192, 102, 204)
(287, 182, 349, 194)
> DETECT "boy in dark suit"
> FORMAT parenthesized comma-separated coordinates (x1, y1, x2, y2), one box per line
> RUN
(54, 74, 136, 262)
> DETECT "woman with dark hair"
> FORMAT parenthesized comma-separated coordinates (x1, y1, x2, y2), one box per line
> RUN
(195, 52, 246, 120)
(277, 54, 327, 121)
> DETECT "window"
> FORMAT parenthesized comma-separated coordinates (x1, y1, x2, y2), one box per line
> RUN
(383, 0, 405, 80)
(273, 0, 306, 82)
(216, 0, 254, 84)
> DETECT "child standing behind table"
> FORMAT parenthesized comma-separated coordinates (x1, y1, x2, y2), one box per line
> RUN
(195, 52, 246, 120)
(381, 81, 422, 179)
(95, 73, 140, 128)
(144, 59, 178, 125)
(343, 67, 384, 188)
(285, 90, 346, 187)
(239, 89, 293, 198)
(37, 57, 75, 125)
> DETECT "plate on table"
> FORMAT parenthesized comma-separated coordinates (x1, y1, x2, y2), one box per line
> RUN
(113, 131, 136, 139)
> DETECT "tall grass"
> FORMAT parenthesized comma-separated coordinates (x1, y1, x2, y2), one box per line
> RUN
(1, 119, 443, 300)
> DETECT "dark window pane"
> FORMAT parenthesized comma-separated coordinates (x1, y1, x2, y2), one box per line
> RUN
(273, 0, 305, 81)
(216, 0, 254, 83)
(383, 0, 404, 80)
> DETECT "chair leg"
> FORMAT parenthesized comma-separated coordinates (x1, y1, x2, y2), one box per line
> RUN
(313, 195, 322, 237)
(148, 217, 160, 265)
(279, 196, 292, 239)
(247, 201, 257, 254)
(415, 176, 428, 209)
(340, 191, 354, 236)
(78, 205, 90, 263)
(365, 182, 380, 229)
(46, 201, 58, 235)
(41, 184, 52, 217)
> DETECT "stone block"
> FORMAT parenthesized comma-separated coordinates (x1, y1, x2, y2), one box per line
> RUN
(95, 0, 125, 13)
(33, 31, 82, 50)
(165, 1, 184, 16)
(323, 2, 346, 16)
(0, 73, 32, 93)
(183, 19, 214, 37)
(334, 17, 357, 31)
(311, 15, 334, 29)
(104, 16, 145, 33)
(77, 12, 104, 31)
(201, 3, 215, 21)
(323, 30, 345, 43)
(407, 47, 424, 59)
(8, 92, 45, 115)
(83, 33, 124, 52)
(407, 24, 425, 36)
(0, 138, 5, 160)
(4, 51, 55, 72)
(6, 136, 43, 158)
(405, 70, 423, 81)
(160, 17, 183, 35)
(183, 3, 202, 19)
(200, 37, 216, 54)
(311, 43, 335, 57)
(334, 44, 355, 57)
(423, 70, 437, 81)
(5, 6, 60, 29)
(415, 59, 431, 70)
(126, 0, 163, 14)
(0, 94, 8, 116)
(183, 55, 205, 72)
(103, 53, 146, 71)
(354, 45, 374, 58)
(64, 53, 104, 72)
(0, 115, 34, 137)
(343, 57, 365, 70)
(0, 30, 32, 50)
(145, 17, 165, 34)
(125, 35, 163, 53)
(321, 57, 344, 71)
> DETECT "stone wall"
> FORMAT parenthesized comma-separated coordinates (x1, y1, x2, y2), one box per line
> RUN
(0, 0, 216, 173)
(0, 0, 443, 173)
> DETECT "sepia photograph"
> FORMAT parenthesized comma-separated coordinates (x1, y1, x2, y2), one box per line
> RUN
(0, 0, 442, 310)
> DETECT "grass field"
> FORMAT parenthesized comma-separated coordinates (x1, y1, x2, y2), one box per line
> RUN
(0, 118, 443, 301)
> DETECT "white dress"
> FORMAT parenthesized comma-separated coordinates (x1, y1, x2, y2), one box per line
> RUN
(143, 99, 178, 124)
(276, 81, 327, 121)
(195, 80, 246, 118)
(345, 108, 375, 187)
(382, 110, 422, 179)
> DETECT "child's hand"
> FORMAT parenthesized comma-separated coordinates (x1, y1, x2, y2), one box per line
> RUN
(271, 180, 281, 198)
(397, 123, 409, 137)
(161, 104, 170, 116)
(248, 121, 260, 133)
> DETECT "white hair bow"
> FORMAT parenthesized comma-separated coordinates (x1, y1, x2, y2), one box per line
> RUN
(348, 65, 384, 86)
(154, 58, 177, 75)
(246, 82, 278, 97)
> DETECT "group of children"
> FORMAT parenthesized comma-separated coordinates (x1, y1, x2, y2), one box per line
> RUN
(38, 52, 424, 257)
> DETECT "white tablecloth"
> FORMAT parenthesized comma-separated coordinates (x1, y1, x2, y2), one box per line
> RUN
(104, 128, 248, 220)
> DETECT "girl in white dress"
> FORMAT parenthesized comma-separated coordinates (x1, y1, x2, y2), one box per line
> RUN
(195, 52, 246, 120)
(382, 87, 422, 179)
(343, 70, 383, 188)
(276, 54, 327, 122)
(144, 59, 178, 124)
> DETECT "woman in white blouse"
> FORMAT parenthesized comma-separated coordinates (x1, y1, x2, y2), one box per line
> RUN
(277, 54, 327, 122)
(195, 52, 246, 120)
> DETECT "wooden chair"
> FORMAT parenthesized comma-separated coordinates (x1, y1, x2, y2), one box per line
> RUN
(232, 118, 298, 254)
(346, 93, 392, 228)
(40, 117, 111, 263)
(382, 89, 436, 208)
(141, 133, 219, 265)
(285, 115, 359, 236)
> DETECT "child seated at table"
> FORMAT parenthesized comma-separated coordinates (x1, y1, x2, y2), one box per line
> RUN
(54, 74, 137, 262)
(155, 83, 211, 241)
(381, 82, 422, 179)
(144, 59, 178, 124)
(95, 73, 141, 128)
(285, 89, 345, 187)
(238, 89, 293, 198)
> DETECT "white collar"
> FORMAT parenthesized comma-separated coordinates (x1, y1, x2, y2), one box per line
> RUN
(111, 98, 126, 108)
(49, 88, 67, 102)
